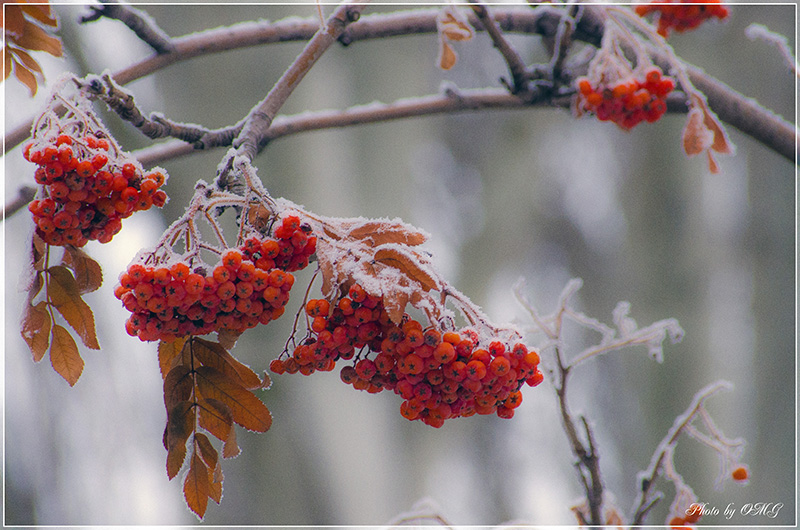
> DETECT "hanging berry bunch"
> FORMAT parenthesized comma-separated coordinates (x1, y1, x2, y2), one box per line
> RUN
(23, 77, 168, 247)
(576, 66, 675, 130)
(636, 0, 730, 38)
(115, 184, 316, 342)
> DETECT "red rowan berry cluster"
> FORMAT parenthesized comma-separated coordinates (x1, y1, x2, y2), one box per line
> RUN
(636, 1, 730, 37)
(115, 215, 315, 342)
(271, 283, 544, 427)
(24, 132, 167, 247)
(576, 67, 675, 129)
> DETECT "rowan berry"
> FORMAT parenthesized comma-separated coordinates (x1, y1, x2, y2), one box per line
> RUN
(731, 465, 749, 482)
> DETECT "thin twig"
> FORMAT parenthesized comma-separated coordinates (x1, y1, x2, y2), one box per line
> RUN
(467, 1, 530, 94)
(233, 2, 368, 161)
(81, 0, 174, 54)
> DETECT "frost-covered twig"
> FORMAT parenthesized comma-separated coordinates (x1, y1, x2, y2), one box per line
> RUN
(630, 380, 742, 525)
(233, 2, 368, 161)
(746, 23, 799, 77)
(80, 0, 174, 54)
(467, 1, 530, 94)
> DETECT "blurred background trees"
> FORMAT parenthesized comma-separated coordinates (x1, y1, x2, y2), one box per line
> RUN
(4, 3, 795, 526)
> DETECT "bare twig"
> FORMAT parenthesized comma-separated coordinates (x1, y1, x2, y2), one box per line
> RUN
(630, 381, 732, 525)
(467, 1, 530, 95)
(233, 2, 368, 161)
(81, 0, 174, 54)
(76, 73, 211, 143)
(5, 6, 794, 164)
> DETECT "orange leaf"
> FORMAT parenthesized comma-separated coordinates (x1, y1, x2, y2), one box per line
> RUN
(21, 4, 59, 28)
(62, 246, 103, 294)
(197, 397, 233, 443)
(702, 105, 734, 155)
(195, 366, 272, 433)
(3, 6, 27, 38)
(50, 324, 84, 386)
(194, 432, 219, 470)
(383, 289, 409, 325)
(12, 47, 43, 75)
(12, 59, 38, 96)
(222, 427, 240, 459)
(208, 463, 223, 504)
(438, 39, 457, 71)
(216, 328, 242, 350)
(193, 338, 264, 390)
(4, 49, 13, 80)
(21, 301, 51, 362)
(374, 247, 439, 292)
(184, 451, 210, 519)
(247, 204, 273, 233)
(347, 221, 427, 247)
(166, 400, 195, 480)
(682, 107, 712, 157)
(47, 265, 99, 349)
(12, 23, 62, 57)
(158, 337, 188, 379)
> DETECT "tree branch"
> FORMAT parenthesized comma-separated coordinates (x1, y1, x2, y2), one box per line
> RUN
(5, 6, 794, 165)
(232, 2, 368, 162)
(80, 0, 174, 54)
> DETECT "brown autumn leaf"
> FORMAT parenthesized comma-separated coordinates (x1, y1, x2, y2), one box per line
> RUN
(184, 451, 210, 519)
(50, 324, 84, 386)
(438, 39, 457, 71)
(21, 301, 51, 362)
(701, 104, 733, 155)
(12, 59, 38, 96)
(11, 23, 62, 56)
(346, 221, 427, 247)
(62, 246, 103, 294)
(247, 204, 272, 233)
(682, 107, 711, 157)
(158, 337, 189, 380)
(217, 328, 242, 350)
(198, 397, 233, 443)
(20, 4, 58, 27)
(164, 365, 193, 412)
(222, 426, 241, 459)
(208, 462, 223, 504)
(193, 338, 264, 390)
(383, 289, 410, 325)
(195, 366, 272, 433)
(47, 265, 99, 349)
(166, 400, 195, 480)
(31, 232, 47, 272)
(195, 432, 219, 470)
(374, 247, 439, 292)
(4, 6, 28, 37)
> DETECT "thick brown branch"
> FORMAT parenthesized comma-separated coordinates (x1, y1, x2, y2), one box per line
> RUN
(4, 186, 37, 219)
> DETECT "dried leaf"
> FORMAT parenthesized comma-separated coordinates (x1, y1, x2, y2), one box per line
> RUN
(193, 338, 263, 390)
(195, 366, 272, 433)
(159, 337, 189, 380)
(21, 4, 59, 27)
(12, 60, 38, 96)
(216, 329, 242, 350)
(31, 232, 47, 272)
(12, 47, 43, 75)
(374, 247, 439, 292)
(50, 324, 84, 386)
(194, 432, 219, 470)
(319, 253, 337, 299)
(707, 151, 720, 174)
(4, 49, 12, 80)
(438, 8, 474, 42)
(383, 290, 409, 325)
(47, 265, 99, 349)
(62, 246, 103, 294)
(208, 463, 223, 504)
(438, 39, 457, 71)
(682, 107, 712, 156)
(198, 397, 233, 443)
(11, 23, 63, 57)
(347, 221, 427, 247)
(222, 427, 240, 459)
(247, 204, 272, 232)
(4, 6, 27, 37)
(164, 365, 193, 412)
(21, 301, 51, 362)
(166, 400, 195, 480)
(184, 451, 210, 519)
(702, 105, 734, 155)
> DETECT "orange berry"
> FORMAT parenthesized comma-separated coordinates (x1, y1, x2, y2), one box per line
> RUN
(732, 465, 749, 482)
